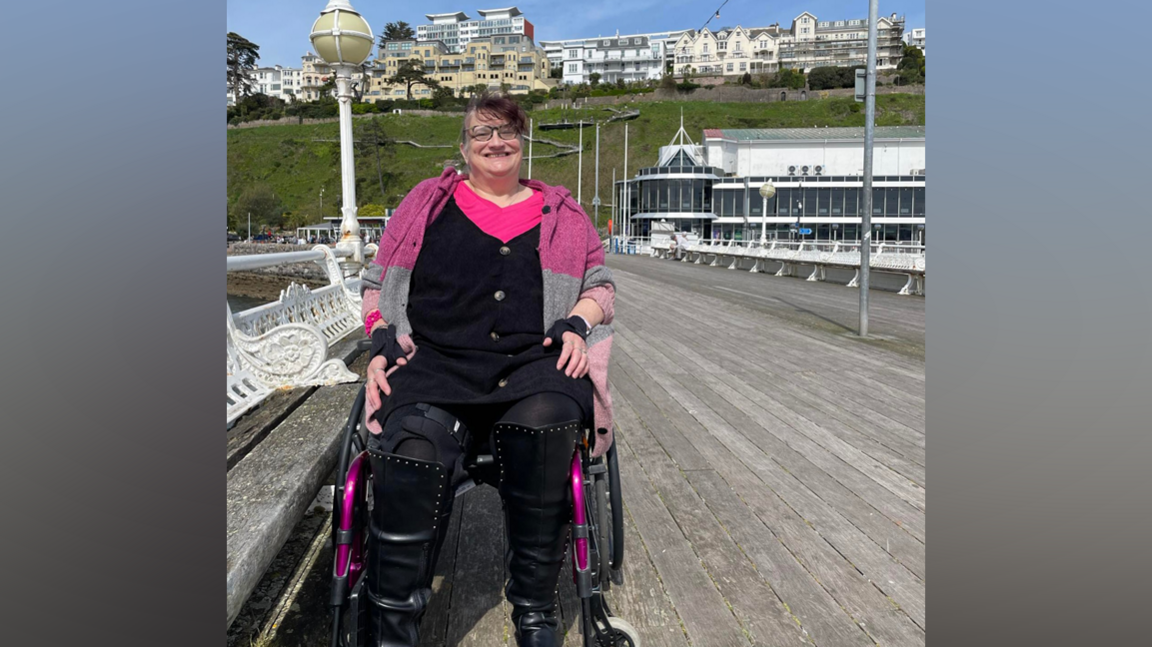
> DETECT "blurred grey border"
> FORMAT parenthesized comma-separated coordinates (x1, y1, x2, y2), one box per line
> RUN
(2, 1, 1151, 645)
(0, 1, 224, 644)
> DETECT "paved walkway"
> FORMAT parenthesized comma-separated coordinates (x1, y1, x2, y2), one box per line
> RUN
(240, 253, 926, 647)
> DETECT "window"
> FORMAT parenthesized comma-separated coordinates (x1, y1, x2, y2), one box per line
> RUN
(802, 28, 809, 34)
(726, 63, 733, 72)
(739, 62, 746, 71)
(568, 63, 577, 73)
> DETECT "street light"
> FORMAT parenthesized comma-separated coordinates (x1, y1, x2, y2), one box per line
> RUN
(310, 0, 373, 269)
(758, 181, 775, 245)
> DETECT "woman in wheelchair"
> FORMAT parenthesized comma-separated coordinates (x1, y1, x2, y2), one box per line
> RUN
(355, 92, 617, 647)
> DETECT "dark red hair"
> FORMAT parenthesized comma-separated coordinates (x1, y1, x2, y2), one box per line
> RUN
(461, 92, 527, 143)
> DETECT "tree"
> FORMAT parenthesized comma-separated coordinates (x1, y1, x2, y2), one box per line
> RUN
(807, 66, 846, 90)
(659, 73, 677, 92)
(379, 21, 415, 49)
(355, 117, 393, 200)
(359, 203, 388, 217)
(740, 72, 752, 86)
(387, 58, 440, 101)
(230, 185, 283, 231)
(896, 44, 925, 85)
(773, 67, 806, 90)
(226, 32, 260, 99)
(432, 86, 457, 109)
(589, 72, 601, 88)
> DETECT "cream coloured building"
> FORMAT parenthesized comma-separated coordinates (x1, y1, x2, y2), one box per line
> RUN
(369, 33, 554, 100)
(672, 10, 906, 79)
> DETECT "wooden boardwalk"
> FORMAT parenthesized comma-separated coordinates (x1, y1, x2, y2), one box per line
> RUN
(413, 255, 926, 647)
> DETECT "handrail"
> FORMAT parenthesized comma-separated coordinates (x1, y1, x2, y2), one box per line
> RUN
(226, 247, 351, 272)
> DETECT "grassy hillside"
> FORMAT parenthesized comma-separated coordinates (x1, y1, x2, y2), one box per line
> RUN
(227, 94, 924, 230)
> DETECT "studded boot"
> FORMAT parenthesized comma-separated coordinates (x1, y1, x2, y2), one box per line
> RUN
(364, 451, 452, 647)
(492, 420, 583, 647)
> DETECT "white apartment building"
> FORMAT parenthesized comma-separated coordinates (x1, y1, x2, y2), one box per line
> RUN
(417, 7, 535, 54)
(671, 25, 784, 78)
(672, 11, 905, 78)
(299, 51, 332, 101)
(253, 65, 303, 102)
(541, 30, 688, 85)
(903, 28, 925, 56)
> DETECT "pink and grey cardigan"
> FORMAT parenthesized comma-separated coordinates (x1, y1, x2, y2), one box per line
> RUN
(360, 167, 617, 456)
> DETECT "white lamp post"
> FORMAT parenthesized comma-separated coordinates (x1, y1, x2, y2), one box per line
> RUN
(758, 181, 775, 245)
(310, 0, 373, 269)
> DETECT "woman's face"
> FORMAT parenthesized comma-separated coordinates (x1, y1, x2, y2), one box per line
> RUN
(460, 110, 523, 181)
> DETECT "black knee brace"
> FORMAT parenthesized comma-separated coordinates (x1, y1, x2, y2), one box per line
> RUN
(363, 404, 467, 647)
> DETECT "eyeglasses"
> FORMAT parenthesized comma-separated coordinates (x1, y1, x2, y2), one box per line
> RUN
(468, 123, 520, 142)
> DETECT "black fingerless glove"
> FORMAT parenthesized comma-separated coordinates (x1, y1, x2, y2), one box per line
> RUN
(370, 326, 407, 366)
(544, 315, 591, 346)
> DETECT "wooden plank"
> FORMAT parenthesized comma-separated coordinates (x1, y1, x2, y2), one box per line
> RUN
(607, 358, 712, 472)
(611, 384, 878, 647)
(226, 386, 317, 471)
(611, 427, 751, 646)
(612, 399, 808, 647)
(616, 275, 924, 380)
(620, 305, 926, 468)
(612, 331, 926, 538)
(689, 470, 924, 646)
(446, 486, 509, 647)
(226, 383, 361, 628)
(615, 286, 926, 432)
(683, 373, 925, 581)
(625, 364, 927, 631)
(612, 306, 926, 504)
(614, 370, 921, 646)
(601, 394, 696, 647)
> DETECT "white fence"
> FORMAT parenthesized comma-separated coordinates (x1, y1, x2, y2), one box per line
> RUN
(651, 239, 925, 295)
(226, 244, 377, 426)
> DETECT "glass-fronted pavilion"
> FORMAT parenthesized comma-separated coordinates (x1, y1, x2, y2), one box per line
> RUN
(614, 125, 926, 243)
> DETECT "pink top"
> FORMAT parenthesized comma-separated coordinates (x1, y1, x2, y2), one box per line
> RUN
(453, 181, 544, 243)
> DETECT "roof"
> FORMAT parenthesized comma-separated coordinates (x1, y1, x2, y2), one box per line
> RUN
(477, 7, 523, 18)
(425, 12, 470, 21)
(705, 126, 925, 141)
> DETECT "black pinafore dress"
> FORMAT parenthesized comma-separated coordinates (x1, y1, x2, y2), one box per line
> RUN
(376, 196, 593, 426)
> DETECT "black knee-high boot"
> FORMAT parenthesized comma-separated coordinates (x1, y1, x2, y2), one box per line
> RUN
(493, 420, 582, 647)
(364, 450, 451, 647)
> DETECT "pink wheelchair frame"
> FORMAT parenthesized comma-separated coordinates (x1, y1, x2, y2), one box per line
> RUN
(329, 385, 637, 647)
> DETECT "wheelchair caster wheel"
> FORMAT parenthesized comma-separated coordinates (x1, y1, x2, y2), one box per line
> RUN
(607, 617, 640, 647)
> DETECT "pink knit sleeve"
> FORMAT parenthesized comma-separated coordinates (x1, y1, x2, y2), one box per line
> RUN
(578, 284, 615, 324)
(361, 288, 382, 323)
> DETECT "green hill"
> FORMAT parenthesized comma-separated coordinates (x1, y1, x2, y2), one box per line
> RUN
(227, 94, 925, 231)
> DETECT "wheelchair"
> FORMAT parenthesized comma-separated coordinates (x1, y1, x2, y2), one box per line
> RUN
(329, 385, 639, 647)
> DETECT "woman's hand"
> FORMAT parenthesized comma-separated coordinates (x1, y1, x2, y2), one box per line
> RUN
(543, 316, 591, 378)
(543, 332, 589, 378)
(365, 326, 409, 410)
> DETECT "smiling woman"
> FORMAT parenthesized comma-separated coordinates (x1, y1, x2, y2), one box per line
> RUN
(351, 91, 618, 647)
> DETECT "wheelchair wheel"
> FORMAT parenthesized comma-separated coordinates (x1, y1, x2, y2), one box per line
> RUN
(606, 440, 625, 575)
(330, 385, 370, 647)
(594, 475, 612, 591)
(607, 617, 641, 647)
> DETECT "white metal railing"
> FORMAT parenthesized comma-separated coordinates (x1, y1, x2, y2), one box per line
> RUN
(607, 236, 652, 255)
(650, 239, 925, 295)
(226, 244, 378, 426)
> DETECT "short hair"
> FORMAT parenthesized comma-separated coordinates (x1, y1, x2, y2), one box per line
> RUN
(460, 92, 527, 144)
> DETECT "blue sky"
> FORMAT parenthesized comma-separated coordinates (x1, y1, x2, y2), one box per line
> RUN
(227, 1, 925, 68)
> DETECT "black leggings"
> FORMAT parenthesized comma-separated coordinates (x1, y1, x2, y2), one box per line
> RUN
(368, 392, 583, 484)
